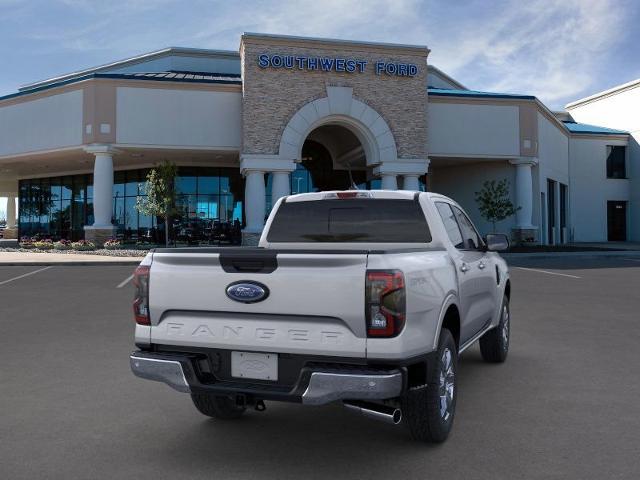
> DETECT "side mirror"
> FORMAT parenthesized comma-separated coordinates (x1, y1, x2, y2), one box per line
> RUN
(485, 233, 509, 252)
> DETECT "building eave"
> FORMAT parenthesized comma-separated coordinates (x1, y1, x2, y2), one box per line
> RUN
(19, 47, 240, 93)
(1, 73, 242, 105)
(565, 78, 640, 109)
(427, 65, 467, 90)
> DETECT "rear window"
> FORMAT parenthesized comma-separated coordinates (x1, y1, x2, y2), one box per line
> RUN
(266, 198, 431, 243)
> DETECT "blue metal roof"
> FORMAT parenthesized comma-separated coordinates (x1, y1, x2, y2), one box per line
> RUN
(428, 87, 535, 100)
(0, 71, 242, 102)
(116, 71, 241, 82)
(562, 121, 628, 135)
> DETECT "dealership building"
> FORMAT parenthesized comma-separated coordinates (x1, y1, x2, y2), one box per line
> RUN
(0, 33, 637, 245)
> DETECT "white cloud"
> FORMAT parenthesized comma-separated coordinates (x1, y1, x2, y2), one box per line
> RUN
(185, 0, 633, 107)
(423, 0, 631, 107)
(4, 0, 635, 109)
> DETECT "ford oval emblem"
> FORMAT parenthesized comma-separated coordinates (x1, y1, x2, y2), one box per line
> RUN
(226, 281, 269, 303)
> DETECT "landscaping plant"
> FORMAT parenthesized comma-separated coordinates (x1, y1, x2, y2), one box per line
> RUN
(103, 238, 122, 250)
(136, 161, 178, 247)
(474, 179, 519, 233)
(71, 240, 96, 251)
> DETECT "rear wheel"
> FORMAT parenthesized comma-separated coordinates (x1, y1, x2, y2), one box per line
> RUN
(191, 394, 246, 419)
(479, 296, 510, 363)
(401, 328, 457, 443)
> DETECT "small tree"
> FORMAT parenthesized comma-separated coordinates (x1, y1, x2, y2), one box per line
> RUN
(136, 161, 178, 247)
(474, 179, 520, 233)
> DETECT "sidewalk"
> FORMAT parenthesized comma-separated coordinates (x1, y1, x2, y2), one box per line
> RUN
(0, 251, 144, 265)
(503, 250, 640, 260)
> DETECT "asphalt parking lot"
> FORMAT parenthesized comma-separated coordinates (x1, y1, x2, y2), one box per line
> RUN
(1, 257, 639, 479)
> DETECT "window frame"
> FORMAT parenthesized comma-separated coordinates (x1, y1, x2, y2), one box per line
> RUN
(436, 201, 485, 252)
(606, 145, 627, 179)
(435, 201, 464, 249)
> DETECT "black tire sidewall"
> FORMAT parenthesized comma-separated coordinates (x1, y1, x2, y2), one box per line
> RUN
(402, 328, 458, 442)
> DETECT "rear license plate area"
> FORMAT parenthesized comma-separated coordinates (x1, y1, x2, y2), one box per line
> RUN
(231, 351, 278, 381)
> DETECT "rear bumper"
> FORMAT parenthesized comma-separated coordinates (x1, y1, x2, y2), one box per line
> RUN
(130, 351, 403, 405)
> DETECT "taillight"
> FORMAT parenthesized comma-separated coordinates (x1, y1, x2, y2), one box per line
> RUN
(365, 270, 406, 337)
(133, 265, 150, 325)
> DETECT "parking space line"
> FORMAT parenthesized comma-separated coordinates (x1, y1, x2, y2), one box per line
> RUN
(0, 266, 53, 286)
(515, 267, 581, 279)
(116, 274, 134, 289)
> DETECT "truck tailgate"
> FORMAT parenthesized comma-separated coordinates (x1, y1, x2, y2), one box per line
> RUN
(148, 249, 368, 357)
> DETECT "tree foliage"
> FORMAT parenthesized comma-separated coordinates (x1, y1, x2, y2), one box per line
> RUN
(136, 161, 178, 246)
(474, 179, 519, 233)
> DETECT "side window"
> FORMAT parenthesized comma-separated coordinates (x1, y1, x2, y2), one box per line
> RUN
(451, 205, 482, 250)
(435, 202, 464, 248)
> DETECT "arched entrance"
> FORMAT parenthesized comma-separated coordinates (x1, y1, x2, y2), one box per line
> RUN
(298, 124, 370, 191)
(266, 123, 384, 210)
(241, 86, 428, 241)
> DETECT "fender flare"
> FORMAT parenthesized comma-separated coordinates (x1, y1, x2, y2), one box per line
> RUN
(432, 292, 460, 351)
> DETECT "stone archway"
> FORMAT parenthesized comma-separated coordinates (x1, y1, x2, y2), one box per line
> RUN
(278, 86, 398, 166)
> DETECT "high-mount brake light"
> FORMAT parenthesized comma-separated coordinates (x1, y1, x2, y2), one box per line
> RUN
(324, 191, 372, 200)
(133, 265, 150, 325)
(365, 270, 406, 337)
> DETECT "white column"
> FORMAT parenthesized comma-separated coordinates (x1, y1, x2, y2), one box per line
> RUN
(380, 173, 398, 190)
(271, 171, 290, 204)
(244, 170, 266, 232)
(402, 174, 420, 191)
(6, 195, 16, 229)
(510, 158, 537, 229)
(91, 151, 115, 227)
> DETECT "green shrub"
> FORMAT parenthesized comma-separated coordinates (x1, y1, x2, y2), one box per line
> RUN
(71, 240, 96, 251)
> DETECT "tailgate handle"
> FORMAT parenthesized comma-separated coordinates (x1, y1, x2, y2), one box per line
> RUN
(220, 254, 278, 274)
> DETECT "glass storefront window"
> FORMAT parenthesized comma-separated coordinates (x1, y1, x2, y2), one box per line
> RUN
(18, 166, 244, 244)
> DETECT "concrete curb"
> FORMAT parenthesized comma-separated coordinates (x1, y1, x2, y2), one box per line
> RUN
(0, 260, 142, 266)
(503, 251, 640, 260)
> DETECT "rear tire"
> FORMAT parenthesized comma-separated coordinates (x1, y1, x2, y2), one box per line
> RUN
(401, 329, 457, 443)
(191, 394, 246, 419)
(479, 296, 510, 363)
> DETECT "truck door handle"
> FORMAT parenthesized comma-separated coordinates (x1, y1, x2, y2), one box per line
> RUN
(460, 263, 470, 273)
(478, 262, 486, 270)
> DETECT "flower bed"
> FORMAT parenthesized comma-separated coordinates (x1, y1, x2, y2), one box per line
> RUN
(103, 238, 122, 250)
(54, 239, 72, 250)
(70, 240, 96, 251)
(33, 240, 54, 250)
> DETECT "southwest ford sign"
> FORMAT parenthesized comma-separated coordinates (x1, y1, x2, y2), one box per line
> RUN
(257, 54, 418, 77)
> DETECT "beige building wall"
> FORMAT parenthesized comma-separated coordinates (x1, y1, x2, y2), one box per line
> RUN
(428, 102, 520, 157)
(0, 89, 83, 157)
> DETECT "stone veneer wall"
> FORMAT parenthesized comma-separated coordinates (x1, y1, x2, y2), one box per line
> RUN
(241, 36, 429, 159)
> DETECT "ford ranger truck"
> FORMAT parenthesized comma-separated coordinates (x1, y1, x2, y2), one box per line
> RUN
(130, 190, 511, 443)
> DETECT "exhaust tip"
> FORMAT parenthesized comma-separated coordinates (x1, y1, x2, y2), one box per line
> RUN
(343, 401, 402, 425)
(391, 408, 402, 425)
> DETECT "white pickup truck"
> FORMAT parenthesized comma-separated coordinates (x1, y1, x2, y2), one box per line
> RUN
(130, 190, 511, 442)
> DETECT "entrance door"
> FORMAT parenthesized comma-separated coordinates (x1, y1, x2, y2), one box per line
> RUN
(547, 179, 556, 244)
(540, 193, 547, 244)
(560, 184, 568, 243)
(607, 201, 627, 241)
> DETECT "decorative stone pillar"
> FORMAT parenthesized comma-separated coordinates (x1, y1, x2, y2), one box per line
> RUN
(509, 157, 539, 244)
(402, 174, 420, 191)
(240, 154, 295, 245)
(84, 145, 117, 246)
(380, 173, 398, 190)
(242, 169, 266, 246)
(271, 171, 290, 204)
(374, 159, 429, 193)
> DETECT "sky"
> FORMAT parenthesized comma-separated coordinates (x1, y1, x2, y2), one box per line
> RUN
(1, 0, 639, 217)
